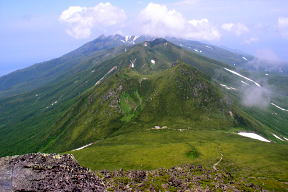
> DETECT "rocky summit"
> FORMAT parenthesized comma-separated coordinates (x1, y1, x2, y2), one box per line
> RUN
(0, 153, 262, 192)
(0, 153, 105, 192)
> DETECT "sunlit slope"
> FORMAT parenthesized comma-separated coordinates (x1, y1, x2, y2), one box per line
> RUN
(43, 61, 272, 153)
(0, 38, 286, 157)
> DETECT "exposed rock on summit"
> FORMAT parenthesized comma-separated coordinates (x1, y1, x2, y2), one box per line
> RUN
(0, 153, 105, 192)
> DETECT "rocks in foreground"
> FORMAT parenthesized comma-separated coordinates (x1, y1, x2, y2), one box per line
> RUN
(0, 153, 262, 192)
(0, 153, 105, 192)
(98, 165, 262, 192)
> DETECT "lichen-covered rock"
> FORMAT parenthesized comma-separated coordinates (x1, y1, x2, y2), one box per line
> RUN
(0, 153, 106, 192)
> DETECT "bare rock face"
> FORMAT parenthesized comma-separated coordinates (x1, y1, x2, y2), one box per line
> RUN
(0, 153, 106, 192)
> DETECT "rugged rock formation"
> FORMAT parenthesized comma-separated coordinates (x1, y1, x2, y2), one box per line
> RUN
(0, 153, 105, 192)
(0, 153, 262, 192)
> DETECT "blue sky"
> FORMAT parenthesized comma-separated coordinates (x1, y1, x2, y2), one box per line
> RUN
(1, 0, 288, 76)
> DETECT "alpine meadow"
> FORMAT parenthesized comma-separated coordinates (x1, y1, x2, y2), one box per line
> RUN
(0, 1, 288, 191)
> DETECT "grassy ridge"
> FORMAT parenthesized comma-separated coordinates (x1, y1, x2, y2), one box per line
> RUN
(69, 129, 288, 191)
(42, 63, 235, 152)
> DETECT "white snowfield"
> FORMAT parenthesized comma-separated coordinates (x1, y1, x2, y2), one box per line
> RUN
(95, 66, 117, 86)
(151, 59, 156, 64)
(271, 103, 288, 112)
(121, 35, 138, 44)
(224, 68, 261, 87)
(237, 132, 270, 142)
(220, 84, 237, 90)
(283, 137, 288, 141)
(72, 143, 94, 151)
(272, 134, 284, 141)
(133, 35, 139, 42)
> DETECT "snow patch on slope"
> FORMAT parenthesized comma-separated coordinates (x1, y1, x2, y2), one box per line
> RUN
(224, 68, 261, 87)
(242, 56, 248, 61)
(193, 49, 202, 53)
(220, 84, 237, 90)
(272, 134, 284, 141)
(130, 58, 136, 68)
(121, 35, 138, 44)
(241, 80, 249, 86)
(238, 132, 270, 142)
(271, 103, 288, 112)
(95, 66, 117, 86)
(51, 101, 58, 106)
(151, 59, 156, 64)
(72, 143, 94, 151)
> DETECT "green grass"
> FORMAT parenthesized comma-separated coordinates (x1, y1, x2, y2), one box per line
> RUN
(68, 129, 288, 191)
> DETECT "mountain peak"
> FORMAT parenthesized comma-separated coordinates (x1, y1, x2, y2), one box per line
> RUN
(149, 38, 168, 46)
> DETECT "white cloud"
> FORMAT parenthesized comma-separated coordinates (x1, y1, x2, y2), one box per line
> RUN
(243, 37, 258, 44)
(137, 3, 220, 41)
(278, 17, 288, 39)
(221, 23, 249, 36)
(173, 0, 199, 6)
(59, 3, 127, 39)
(187, 19, 220, 40)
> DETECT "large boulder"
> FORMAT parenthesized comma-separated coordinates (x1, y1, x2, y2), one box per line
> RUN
(0, 153, 106, 192)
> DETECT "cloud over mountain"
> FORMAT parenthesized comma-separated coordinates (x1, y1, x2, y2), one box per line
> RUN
(221, 23, 249, 36)
(59, 2, 220, 41)
(137, 3, 220, 40)
(278, 17, 288, 39)
(59, 3, 127, 39)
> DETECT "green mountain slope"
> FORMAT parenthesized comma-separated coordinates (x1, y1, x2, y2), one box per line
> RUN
(43, 63, 232, 152)
(40, 39, 271, 152)
(0, 35, 127, 98)
(0, 38, 285, 156)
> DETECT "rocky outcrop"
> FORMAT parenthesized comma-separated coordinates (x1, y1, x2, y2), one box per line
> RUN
(0, 153, 105, 192)
(98, 164, 263, 192)
(0, 153, 262, 192)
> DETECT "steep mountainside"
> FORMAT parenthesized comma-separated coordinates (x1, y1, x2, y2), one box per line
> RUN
(0, 39, 274, 156)
(0, 35, 128, 98)
(43, 63, 235, 152)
